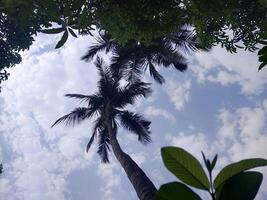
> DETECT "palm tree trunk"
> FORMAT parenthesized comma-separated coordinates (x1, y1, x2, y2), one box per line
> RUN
(109, 132, 157, 200)
(105, 107, 157, 200)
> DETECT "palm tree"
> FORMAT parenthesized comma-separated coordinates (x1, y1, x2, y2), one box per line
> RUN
(52, 57, 157, 200)
(82, 27, 208, 84)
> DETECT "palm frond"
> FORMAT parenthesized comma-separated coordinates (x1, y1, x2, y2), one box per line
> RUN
(155, 44, 188, 72)
(87, 117, 104, 152)
(65, 93, 91, 103)
(165, 28, 209, 53)
(51, 107, 93, 127)
(119, 111, 151, 144)
(97, 127, 111, 163)
(115, 81, 152, 108)
(122, 59, 143, 83)
(94, 56, 106, 79)
(124, 82, 152, 98)
(81, 33, 115, 62)
(147, 61, 165, 84)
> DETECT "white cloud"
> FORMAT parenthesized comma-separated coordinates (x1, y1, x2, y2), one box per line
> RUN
(144, 106, 176, 123)
(164, 80, 191, 111)
(97, 160, 122, 200)
(191, 46, 267, 95)
(217, 108, 237, 139)
(0, 34, 98, 199)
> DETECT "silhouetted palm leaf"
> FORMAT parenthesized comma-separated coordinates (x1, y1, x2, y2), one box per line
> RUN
(147, 61, 165, 84)
(97, 127, 111, 163)
(115, 82, 152, 108)
(82, 34, 116, 61)
(119, 111, 151, 144)
(86, 117, 103, 152)
(51, 107, 94, 127)
(65, 93, 92, 103)
(165, 28, 209, 53)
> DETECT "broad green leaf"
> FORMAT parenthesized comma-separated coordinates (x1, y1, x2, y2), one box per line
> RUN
(55, 31, 69, 49)
(161, 147, 209, 190)
(155, 182, 202, 200)
(214, 158, 267, 189)
(216, 171, 263, 200)
(68, 28, 78, 38)
(39, 27, 65, 34)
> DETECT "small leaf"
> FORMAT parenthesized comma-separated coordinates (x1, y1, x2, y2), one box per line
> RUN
(155, 182, 202, 200)
(55, 31, 69, 49)
(39, 27, 65, 34)
(258, 46, 267, 55)
(161, 147, 210, 190)
(214, 158, 267, 189)
(258, 62, 266, 71)
(259, 40, 267, 45)
(216, 171, 263, 200)
(211, 155, 218, 171)
(201, 152, 207, 165)
(68, 28, 78, 38)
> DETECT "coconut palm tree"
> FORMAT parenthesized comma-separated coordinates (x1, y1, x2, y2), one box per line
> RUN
(52, 57, 157, 200)
(82, 27, 208, 84)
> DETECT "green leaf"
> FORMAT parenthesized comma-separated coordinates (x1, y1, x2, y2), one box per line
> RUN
(161, 147, 210, 190)
(214, 158, 267, 189)
(68, 28, 78, 38)
(258, 62, 266, 71)
(216, 171, 263, 200)
(39, 27, 65, 34)
(55, 31, 69, 49)
(155, 182, 202, 200)
(258, 46, 267, 55)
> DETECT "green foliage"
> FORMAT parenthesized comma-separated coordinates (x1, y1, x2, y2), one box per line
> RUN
(184, 0, 266, 53)
(214, 158, 267, 189)
(157, 146, 267, 200)
(161, 147, 209, 190)
(94, 0, 183, 45)
(155, 182, 201, 200)
(0, 0, 266, 88)
(216, 171, 263, 200)
(258, 32, 267, 70)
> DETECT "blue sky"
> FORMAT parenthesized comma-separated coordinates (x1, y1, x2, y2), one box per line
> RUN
(0, 32, 267, 200)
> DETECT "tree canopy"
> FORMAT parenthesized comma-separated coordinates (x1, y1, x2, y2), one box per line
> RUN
(0, 0, 266, 89)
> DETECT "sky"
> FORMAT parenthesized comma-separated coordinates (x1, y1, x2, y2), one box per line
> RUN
(0, 32, 267, 200)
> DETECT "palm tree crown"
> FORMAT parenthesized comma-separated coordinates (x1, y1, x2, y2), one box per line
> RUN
(82, 27, 209, 84)
(52, 57, 152, 163)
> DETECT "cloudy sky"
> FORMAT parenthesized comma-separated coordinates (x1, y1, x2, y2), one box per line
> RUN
(0, 32, 267, 200)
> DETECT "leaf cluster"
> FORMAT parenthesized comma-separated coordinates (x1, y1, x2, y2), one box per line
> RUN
(156, 146, 267, 200)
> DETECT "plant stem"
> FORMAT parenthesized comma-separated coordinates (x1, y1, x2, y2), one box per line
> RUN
(209, 170, 216, 200)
